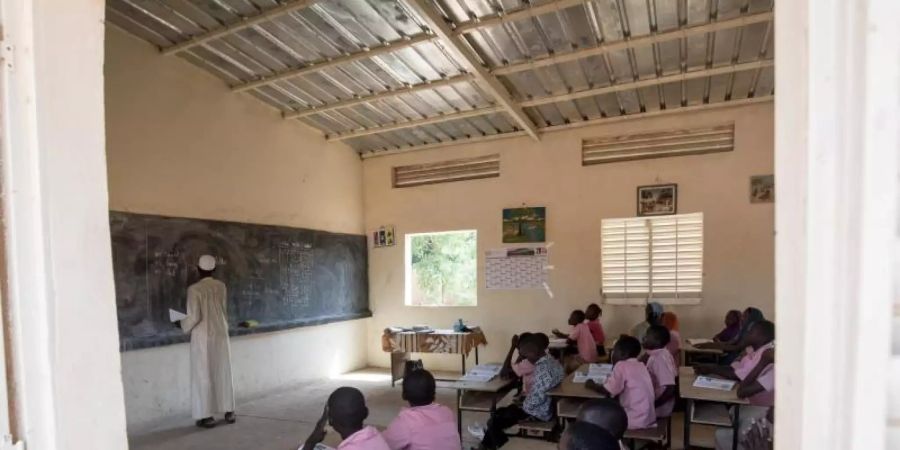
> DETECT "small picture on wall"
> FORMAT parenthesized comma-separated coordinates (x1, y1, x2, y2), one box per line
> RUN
(750, 175, 775, 203)
(372, 225, 395, 248)
(637, 184, 677, 216)
(502, 207, 546, 243)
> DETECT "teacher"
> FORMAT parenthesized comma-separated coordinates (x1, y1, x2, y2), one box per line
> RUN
(179, 254, 236, 428)
(629, 302, 663, 341)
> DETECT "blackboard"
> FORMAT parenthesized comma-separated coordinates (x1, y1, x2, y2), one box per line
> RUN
(110, 211, 370, 351)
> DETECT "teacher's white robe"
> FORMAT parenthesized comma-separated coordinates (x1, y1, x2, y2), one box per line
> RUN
(181, 277, 235, 419)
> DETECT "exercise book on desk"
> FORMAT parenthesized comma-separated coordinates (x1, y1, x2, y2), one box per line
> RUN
(572, 364, 613, 384)
(687, 338, 714, 346)
(693, 376, 737, 391)
(460, 363, 503, 382)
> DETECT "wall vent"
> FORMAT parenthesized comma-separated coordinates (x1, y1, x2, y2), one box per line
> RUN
(392, 154, 500, 188)
(582, 124, 735, 166)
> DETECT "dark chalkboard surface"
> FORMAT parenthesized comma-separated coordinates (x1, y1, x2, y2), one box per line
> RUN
(110, 211, 370, 351)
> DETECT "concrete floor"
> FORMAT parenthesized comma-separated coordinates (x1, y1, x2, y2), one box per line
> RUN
(129, 368, 716, 450)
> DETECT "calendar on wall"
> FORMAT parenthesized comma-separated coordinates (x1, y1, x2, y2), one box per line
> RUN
(485, 246, 549, 290)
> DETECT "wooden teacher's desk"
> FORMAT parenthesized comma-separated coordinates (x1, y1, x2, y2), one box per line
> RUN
(382, 327, 487, 386)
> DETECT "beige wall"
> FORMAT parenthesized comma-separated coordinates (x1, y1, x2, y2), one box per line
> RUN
(363, 102, 775, 371)
(104, 28, 368, 433)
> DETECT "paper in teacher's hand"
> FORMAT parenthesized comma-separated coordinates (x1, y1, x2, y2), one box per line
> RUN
(169, 309, 187, 322)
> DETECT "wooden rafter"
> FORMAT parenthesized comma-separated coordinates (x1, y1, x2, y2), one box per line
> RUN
(231, 33, 435, 92)
(452, 0, 586, 36)
(283, 73, 475, 120)
(491, 11, 774, 76)
(160, 0, 318, 56)
(359, 96, 773, 159)
(405, 0, 540, 140)
(519, 60, 774, 108)
(326, 106, 504, 141)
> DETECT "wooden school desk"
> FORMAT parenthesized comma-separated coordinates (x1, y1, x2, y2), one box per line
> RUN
(382, 328, 487, 386)
(548, 364, 604, 424)
(683, 340, 725, 365)
(437, 377, 516, 438)
(679, 366, 749, 450)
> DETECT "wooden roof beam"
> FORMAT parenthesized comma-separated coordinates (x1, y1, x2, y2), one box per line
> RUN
(492, 11, 774, 76)
(326, 105, 504, 142)
(161, 0, 318, 56)
(405, 0, 540, 140)
(452, 0, 586, 36)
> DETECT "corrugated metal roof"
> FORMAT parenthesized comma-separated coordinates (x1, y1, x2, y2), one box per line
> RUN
(107, 0, 775, 156)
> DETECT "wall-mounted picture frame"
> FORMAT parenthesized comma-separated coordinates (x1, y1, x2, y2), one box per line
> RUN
(637, 184, 678, 216)
(372, 225, 395, 248)
(750, 175, 775, 203)
(502, 207, 546, 243)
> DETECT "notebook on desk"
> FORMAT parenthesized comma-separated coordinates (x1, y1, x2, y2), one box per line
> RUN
(693, 376, 737, 391)
(687, 338, 714, 346)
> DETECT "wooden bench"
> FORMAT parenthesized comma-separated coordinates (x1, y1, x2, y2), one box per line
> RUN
(516, 419, 556, 440)
(622, 419, 669, 449)
(556, 397, 586, 420)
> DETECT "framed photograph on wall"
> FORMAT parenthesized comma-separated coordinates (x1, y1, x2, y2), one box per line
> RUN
(502, 207, 546, 243)
(637, 184, 677, 216)
(750, 175, 775, 203)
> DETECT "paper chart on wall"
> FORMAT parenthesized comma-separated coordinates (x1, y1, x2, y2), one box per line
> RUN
(485, 247, 549, 290)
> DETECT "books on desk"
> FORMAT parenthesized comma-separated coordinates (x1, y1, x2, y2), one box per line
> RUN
(693, 376, 737, 391)
(460, 363, 503, 383)
(572, 364, 613, 384)
(548, 338, 568, 348)
(687, 338, 714, 346)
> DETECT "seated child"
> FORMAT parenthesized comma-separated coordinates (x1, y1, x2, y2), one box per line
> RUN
(585, 335, 656, 430)
(302, 387, 390, 450)
(695, 320, 775, 407)
(714, 310, 742, 343)
(506, 333, 535, 397)
(641, 325, 677, 419)
(382, 369, 459, 450)
(553, 309, 598, 370)
(659, 312, 682, 363)
(475, 334, 564, 449)
(576, 398, 628, 443)
(585, 303, 607, 357)
(559, 421, 621, 450)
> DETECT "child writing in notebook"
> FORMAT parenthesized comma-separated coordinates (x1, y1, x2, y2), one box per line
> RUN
(641, 325, 677, 420)
(302, 387, 390, 450)
(585, 303, 607, 357)
(552, 309, 598, 371)
(585, 335, 656, 430)
(382, 369, 460, 450)
(473, 334, 564, 449)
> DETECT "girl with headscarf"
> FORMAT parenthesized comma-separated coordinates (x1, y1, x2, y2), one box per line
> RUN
(697, 307, 766, 363)
(629, 302, 663, 341)
(713, 310, 742, 343)
(660, 312, 682, 362)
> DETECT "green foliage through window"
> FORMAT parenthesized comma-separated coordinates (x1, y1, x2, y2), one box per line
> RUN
(406, 230, 477, 306)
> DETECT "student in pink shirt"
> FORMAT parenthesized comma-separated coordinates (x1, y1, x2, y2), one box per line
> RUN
(585, 335, 657, 430)
(553, 310, 598, 370)
(301, 387, 390, 450)
(585, 303, 607, 357)
(641, 325, 678, 419)
(382, 369, 460, 450)
(695, 320, 775, 407)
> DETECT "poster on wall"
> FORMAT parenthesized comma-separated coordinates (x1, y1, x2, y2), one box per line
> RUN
(637, 184, 677, 216)
(485, 247, 549, 290)
(502, 207, 546, 243)
(750, 175, 775, 203)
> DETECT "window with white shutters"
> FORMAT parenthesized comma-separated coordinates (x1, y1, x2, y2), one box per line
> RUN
(601, 213, 703, 304)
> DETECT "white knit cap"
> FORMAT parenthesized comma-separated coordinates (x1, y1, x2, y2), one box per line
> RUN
(198, 255, 217, 271)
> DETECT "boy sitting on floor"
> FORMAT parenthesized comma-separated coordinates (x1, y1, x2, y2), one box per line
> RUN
(471, 334, 564, 449)
(382, 369, 460, 450)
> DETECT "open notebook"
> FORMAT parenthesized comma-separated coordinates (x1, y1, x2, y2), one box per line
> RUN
(693, 376, 737, 391)
(572, 363, 613, 384)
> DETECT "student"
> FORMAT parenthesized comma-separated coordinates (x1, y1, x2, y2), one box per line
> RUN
(585, 336, 656, 430)
(473, 334, 564, 449)
(302, 387, 390, 450)
(641, 325, 677, 419)
(553, 310, 598, 368)
(382, 369, 459, 450)
(585, 303, 607, 357)
(659, 312, 681, 363)
(629, 302, 663, 342)
(695, 320, 775, 407)
(505, 333, 535, 397)
(696, 307, 766, 363)
(558, 421, 621, 450)
(713, 310, 742, 343)
(576, 398, 628, 442)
